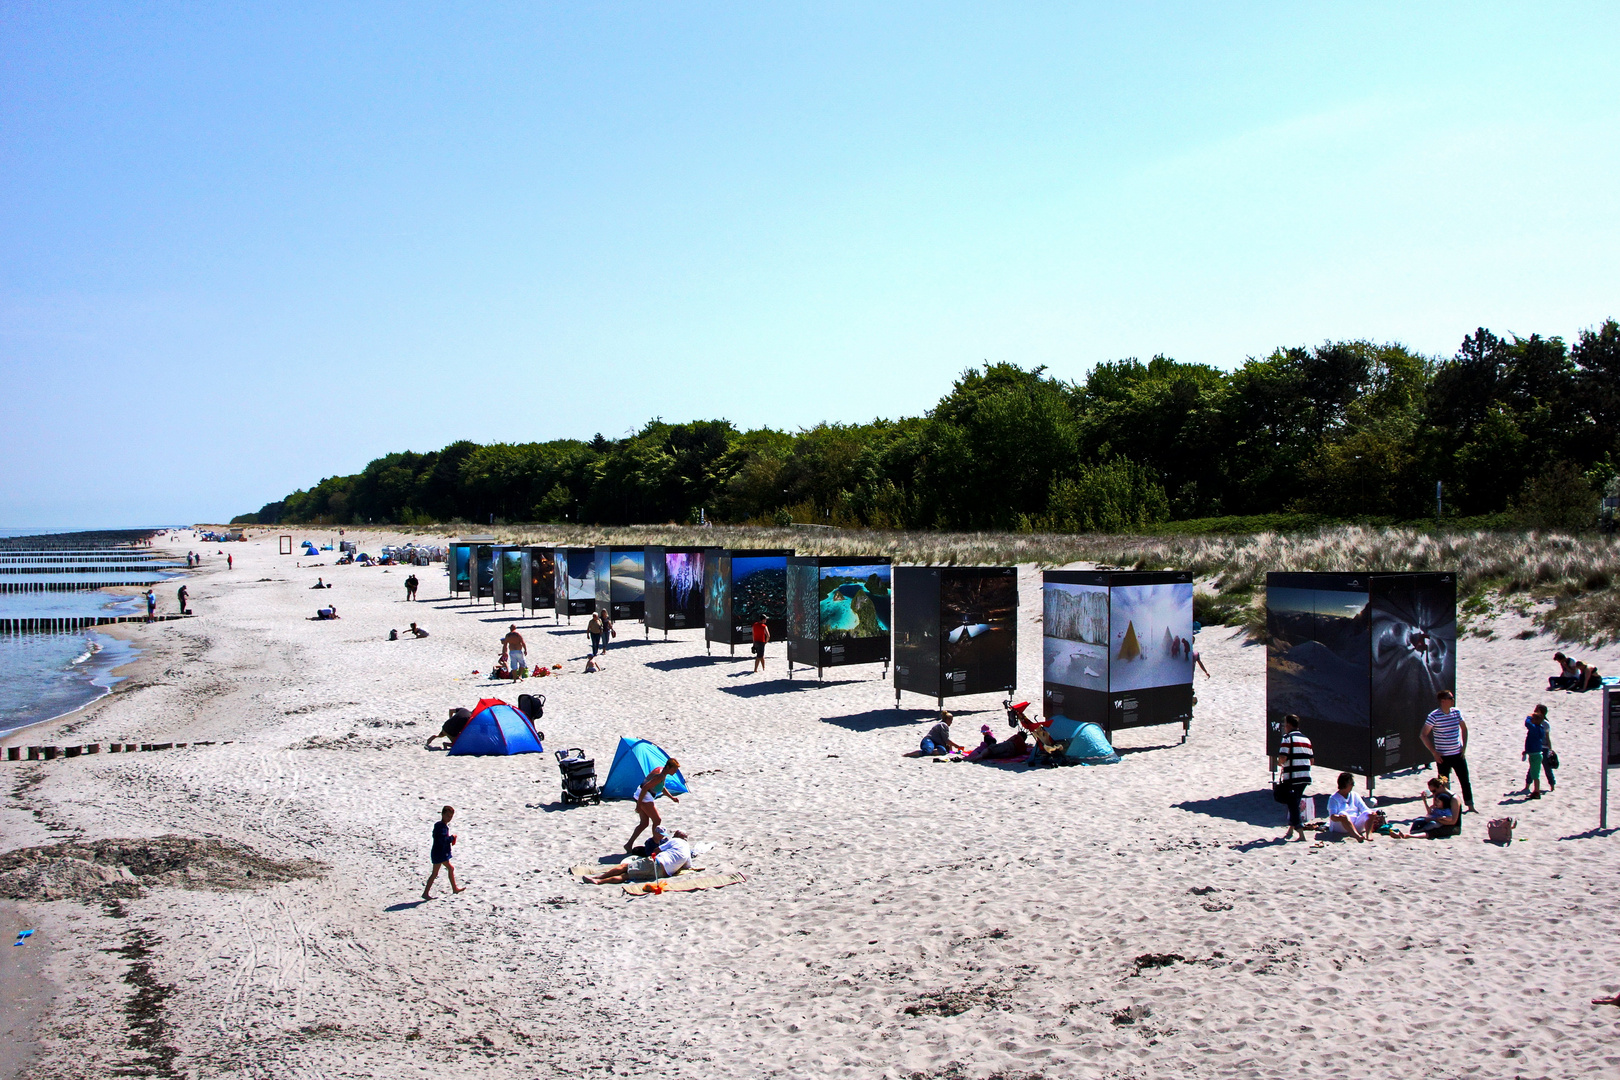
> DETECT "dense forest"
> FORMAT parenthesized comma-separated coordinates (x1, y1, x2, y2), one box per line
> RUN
(237, 320, 1620, 532)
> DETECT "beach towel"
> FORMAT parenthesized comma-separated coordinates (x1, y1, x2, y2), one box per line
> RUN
(623, 871, 746, 896)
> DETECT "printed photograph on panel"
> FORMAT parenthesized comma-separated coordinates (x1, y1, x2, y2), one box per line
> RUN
(941, 572, 1017, 686)
(567, 549, 595, 599)
(609, 550, 645, 602)
(1043, 582, 1108, 692)
(787, 562, 820, 643)
(818, 563, 891, 640)
(667, 551, 704, 622)
(1267, 583, 1370, 730)
(1107, 582, 1194, 693)
(732, 556, 786, 623)
(1370, 577, 1455, 727)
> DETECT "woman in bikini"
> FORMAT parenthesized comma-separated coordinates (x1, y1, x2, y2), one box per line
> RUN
(625, 759, 681, 853)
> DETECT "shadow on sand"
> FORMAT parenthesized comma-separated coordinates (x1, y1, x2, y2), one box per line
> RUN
(646, 655, 748, 672)
(1173, 789, 1287, 828)
(820, 707, 935, 732)
(719, 678, 862, 698)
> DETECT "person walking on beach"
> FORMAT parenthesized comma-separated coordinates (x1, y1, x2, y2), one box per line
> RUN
(502, 625, 528, 678)
(405, 573, 419, 601)
(1522, 704, 1555, 798)
(1273, 713, 1313, 841)
(422, 805, 464, 899)
(625, 760, 681, 853)
(1421, 690, 1475, 813)
(176, 585, 188, 615)
(751, 613, 770, 673)
(145, 589, 156, 622)
(599, 611, 614, 653)
(227, 553, 233, 570)
(586, 612, 604, 657)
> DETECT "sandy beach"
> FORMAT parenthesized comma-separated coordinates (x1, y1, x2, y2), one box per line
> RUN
(3, 531, 1619, 1080)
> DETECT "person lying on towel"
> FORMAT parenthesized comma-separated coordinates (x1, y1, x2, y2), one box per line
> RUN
(585, 831, 692, 884)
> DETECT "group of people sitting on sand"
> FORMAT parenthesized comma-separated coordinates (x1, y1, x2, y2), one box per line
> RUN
(918, 705, 1068, 765)
(583, 760, 693, 885)
(1322, 771, 1463, 841)
(1549, 651, 1605, 692)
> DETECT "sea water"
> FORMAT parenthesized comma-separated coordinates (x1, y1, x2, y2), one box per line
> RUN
(0, 528, 175, 738)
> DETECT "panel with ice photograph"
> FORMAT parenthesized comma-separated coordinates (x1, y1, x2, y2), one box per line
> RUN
(610, 551, 645, 602)
(1043, 582, 1109, 692)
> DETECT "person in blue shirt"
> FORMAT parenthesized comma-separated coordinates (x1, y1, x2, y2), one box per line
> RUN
(1522, 704, 1554, 798)
(422, 806, 464, 899)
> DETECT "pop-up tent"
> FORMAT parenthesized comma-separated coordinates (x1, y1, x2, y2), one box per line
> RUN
(448, 698, 544, 756)
(601, 737, 689, 799)
(1045, 716, 1120, 765)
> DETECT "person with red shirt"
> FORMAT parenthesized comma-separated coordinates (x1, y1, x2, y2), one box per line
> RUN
(750, 613, 770, 673)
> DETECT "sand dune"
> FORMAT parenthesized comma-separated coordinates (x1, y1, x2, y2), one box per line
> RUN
(1, 531, 1618, 1079)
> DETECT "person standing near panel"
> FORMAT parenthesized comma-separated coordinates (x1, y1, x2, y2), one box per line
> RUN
(1273, 714, 1313, 841)
(1421, 690, 1475, 814)
(751, 612, 770, 673)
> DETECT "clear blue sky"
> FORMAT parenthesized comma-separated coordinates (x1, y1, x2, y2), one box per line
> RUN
(3, 3, 1616, 526)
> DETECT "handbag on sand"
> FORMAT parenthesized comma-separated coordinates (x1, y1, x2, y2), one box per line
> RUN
(1486, 817, 1516, 844)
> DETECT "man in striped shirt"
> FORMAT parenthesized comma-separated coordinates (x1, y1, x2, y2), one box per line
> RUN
(1421, 690, 1474, 813)
(1272, 713, 1314, 841)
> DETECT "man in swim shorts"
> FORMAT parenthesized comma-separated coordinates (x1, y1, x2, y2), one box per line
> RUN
(501, 625, 528, 678)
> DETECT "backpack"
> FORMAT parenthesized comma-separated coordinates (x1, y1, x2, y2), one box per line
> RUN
(517, 694, 546, 722)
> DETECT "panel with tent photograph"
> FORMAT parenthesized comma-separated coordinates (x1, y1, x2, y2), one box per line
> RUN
(1105, 575, 1194, 732)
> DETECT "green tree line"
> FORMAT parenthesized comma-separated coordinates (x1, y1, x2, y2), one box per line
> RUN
(236, 319, 1620, 531)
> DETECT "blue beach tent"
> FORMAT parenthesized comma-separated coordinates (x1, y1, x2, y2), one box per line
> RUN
(601, 737, 688, 800)
(448, 698, 544, 756)
(1045, 716, 1120, 765)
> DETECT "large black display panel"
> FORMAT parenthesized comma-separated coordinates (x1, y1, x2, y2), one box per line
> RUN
(894, 566, 1018, 704)
(704, 548, 792, 650)
(521, 548, 556, 612)
(594, 545, 645, 622)
(493, 546, 524, 607)
(472, 544, 495, 600)
(553, 547, 596, 617)
(1266, 571, 1455, 779)
(786, 556, 892, 675)
(450, 543, 471, 597)
(644, 547, 706, 634)
(1043, 570, 1194, 734)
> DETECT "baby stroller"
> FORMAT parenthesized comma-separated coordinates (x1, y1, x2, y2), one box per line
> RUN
(555, 748, 601, 805)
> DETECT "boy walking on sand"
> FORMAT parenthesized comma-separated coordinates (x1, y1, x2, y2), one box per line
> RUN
(422, 805, 465, 899)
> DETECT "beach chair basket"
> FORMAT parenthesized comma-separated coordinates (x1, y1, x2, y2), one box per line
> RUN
(555, 747, 601, 805)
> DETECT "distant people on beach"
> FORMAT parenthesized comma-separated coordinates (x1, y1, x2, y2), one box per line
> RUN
(176, 585, 188, 615)
(227, 553, 233, 570)
(584, 654, 602, 673)
(920, 712, 963, 756)
(502, 625, 528, 678)
(600, 612, 614, 652)
(408, 622, 429, 638)
(405, 573, 419, 601)
(1422, 690, 1475, 813)
(1522, 704, 1555, 797)
(1575, 660, 1603, 692)
(310, 578, 329, 589)
(625, 760, 681, 853)
(1327, 772, 1386, 841)
(1549, 652, 1580, 691)
(314, 605, 339, 620)
(751, 614, 770, 673)
(1273, 713, 1313, 842)
(587, 613, 604, 656)
(1406, 776, 1462, 838)
(1193, 647, 1210, 678)
(422, 805, 464, 899)
(145, 589, 156, 622)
